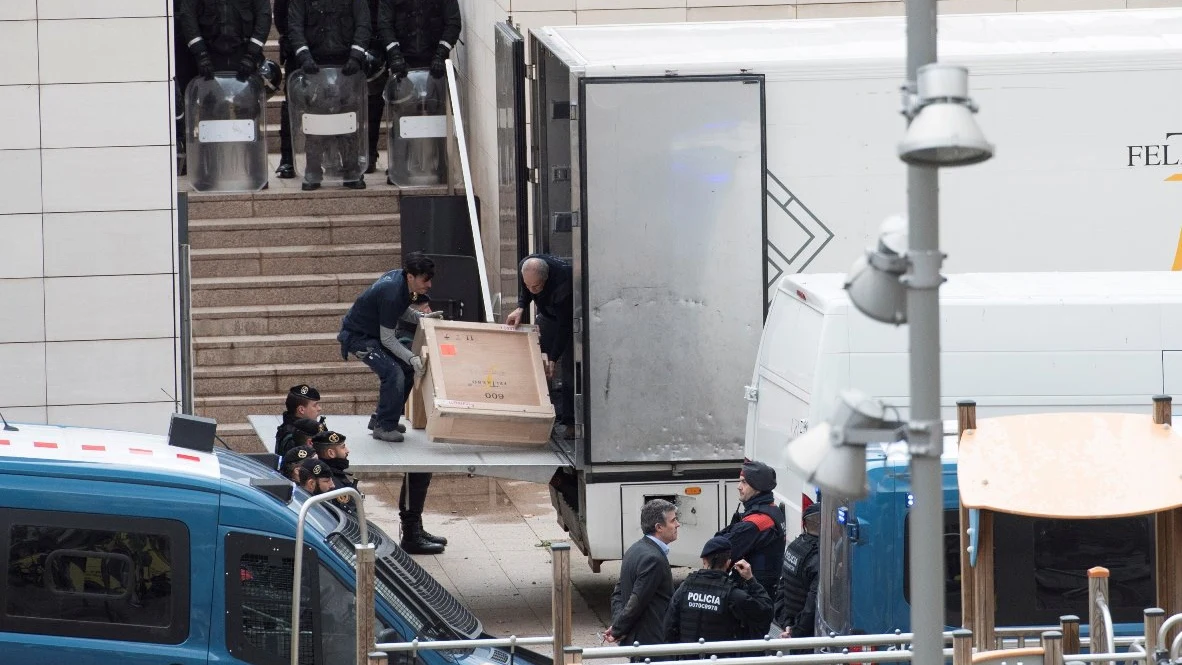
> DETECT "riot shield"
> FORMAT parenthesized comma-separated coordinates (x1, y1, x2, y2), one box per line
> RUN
(287, 66, 368, 186)
(384, 69, 448, 187)
(184, 74, 268, 192)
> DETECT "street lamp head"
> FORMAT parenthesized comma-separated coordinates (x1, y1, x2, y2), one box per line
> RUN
(782, 390, 894, 500)
(899, 64, 993, 167)
(844, 215, 909, 325)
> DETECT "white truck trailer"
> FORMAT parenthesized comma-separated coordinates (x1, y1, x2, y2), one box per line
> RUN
(253, 10, 1182, 571)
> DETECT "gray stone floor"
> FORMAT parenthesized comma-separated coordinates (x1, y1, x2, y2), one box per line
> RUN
(362, 473, 690, 659)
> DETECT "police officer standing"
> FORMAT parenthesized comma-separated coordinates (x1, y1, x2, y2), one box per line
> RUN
(662, 535, 773, 655)
(714, 460, 786, 637)
(504, 254, 574, 439)
(377, 0, 462, 80)
(776, 503, 822, 640)
(286, 0, 372, 190)
(311, 430, 358, 514)
(273, 0, 296, 178)
(177, 0, 272, 82)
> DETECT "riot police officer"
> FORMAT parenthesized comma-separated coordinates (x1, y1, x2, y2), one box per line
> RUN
(311, 430, 358, 514)
(715, 460, 786, 637)
(273, 0, 296, 178)
(377, 0, 462, 80)
(662, 535, 773, 655)
(177, 0, 272, 81)
(286, 0, 372, 190)
(776, 503, 822, 640)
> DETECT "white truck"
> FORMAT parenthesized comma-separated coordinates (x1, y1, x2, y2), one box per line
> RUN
(257, 9, 1182, 571)
(746, 271, 1182, 531)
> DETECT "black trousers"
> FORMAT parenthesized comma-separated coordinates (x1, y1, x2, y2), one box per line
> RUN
(399, 472, 433, 522)
(367, 91, 384, 161)
(538, 315, 574, 426)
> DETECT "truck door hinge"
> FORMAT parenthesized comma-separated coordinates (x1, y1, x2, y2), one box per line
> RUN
(551, 166, 571, 182)
(528, 63, 537, 81)
(743, 385, 758, 402)
(552, 101, 578, 121)
(552, 211, 579, 231)
(573, 317, 583, 334)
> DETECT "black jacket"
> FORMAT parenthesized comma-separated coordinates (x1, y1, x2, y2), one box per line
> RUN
(663, 569, 773, 652)
(378, 0, 462, 67)
(516, 254, 573, 358)
(775, 533, 820, 637)
(177, 0, 272, 68)
(288, 0, 372, 66)
(717, 492, 786, 610)
(610, 536, 673, 646)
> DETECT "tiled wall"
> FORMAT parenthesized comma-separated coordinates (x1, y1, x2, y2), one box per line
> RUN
(456, 0, 1182, 311)
(0, 0, 180, 435)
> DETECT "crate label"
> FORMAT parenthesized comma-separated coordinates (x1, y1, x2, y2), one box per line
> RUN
(440, 344, 457, 356)
(437, 399, 475, 409)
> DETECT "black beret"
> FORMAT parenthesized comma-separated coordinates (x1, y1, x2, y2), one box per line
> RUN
(700, 535, 732, 558)
(311, 430, 346, 447)
(300, 458, 333, 479)
(289, 384, 321, 401)
(740, 460, 777, 492)
(280, 445, 315, 469)
(290, 418, 321, 437)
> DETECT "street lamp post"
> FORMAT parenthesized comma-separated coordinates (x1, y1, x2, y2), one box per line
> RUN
(902, 2, 947, 665)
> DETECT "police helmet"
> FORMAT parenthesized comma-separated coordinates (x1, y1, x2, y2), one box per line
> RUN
(259, 58, 283, 99)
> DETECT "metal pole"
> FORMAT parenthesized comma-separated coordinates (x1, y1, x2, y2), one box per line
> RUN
(903, 3, 944, 665)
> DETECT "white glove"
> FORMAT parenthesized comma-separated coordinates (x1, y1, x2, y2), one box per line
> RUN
(421, 310, 444, 319)
(410, 355, 425, 378)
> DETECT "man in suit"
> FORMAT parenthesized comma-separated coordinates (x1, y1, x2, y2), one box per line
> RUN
(606, 499, 680, 650)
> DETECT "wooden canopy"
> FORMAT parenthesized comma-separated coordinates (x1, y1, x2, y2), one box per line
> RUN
(958, 412, 1182, 519)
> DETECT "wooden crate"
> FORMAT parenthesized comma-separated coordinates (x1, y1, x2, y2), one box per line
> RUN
(411, 319, 555, 446)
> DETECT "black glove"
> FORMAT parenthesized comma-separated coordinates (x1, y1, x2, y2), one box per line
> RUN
(386, 46, 408, 78)
(429, 44, 449, 79)
(342, 50, 363, 76)
(194, 48, 215, 79)
(236, 53, 257, 82)
(298, 50, 319, 75)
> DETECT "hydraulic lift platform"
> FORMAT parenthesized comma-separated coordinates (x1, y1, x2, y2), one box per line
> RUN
(248, 415, 572, 484)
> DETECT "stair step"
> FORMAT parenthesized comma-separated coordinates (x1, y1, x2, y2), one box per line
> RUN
(186, 186, 422, 219)
(196, 390, 377, 426)
(191, 272, 380, 308)
(194, 361, 376, 395)
(193, 302, 352, 336)
(214, 422, 267, 454)
(190, 242, 399, 278)
(195, 332, 341, 366)
(189, 213, 400, 249)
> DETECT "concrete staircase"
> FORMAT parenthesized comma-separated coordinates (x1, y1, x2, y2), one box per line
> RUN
(187, 185, 455, 451)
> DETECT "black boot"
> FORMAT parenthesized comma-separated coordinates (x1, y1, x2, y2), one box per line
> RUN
(401, 517, 445, 555)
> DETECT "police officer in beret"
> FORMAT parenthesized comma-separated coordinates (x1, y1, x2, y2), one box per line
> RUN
(776, 503, 821, 641)
(297, 457, 336, 495)
(280, 444, 317, 482)
(663, 535, 773, 654)
(311, 430, 360, 514)
(275, 384, 324, 453)
(277, 417, 322, 457)
(714, 460, 786, 636)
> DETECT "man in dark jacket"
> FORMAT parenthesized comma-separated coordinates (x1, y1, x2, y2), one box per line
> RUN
(286, 0, 371, 190)
(504, 254, 574, 438)
(273, 0, 296, 178)
(715, 460, 786, 637)
(377, 0, 462, 79)
(311, 430, 358, 514)
(663, 535, 774, 655)
(777, 503, 822, 640)
(607, 499, 679, 650)
(274, 383, 324, 452)
(177, 0, 272, 81)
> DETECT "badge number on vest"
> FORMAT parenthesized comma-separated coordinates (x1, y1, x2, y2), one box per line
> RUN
(687, 592, 723, 612)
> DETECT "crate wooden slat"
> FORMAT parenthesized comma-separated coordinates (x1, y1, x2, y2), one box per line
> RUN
(411, 319, 555, 446)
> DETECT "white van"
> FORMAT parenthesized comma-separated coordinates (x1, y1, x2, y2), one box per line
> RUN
(745, 271, 1182, 521)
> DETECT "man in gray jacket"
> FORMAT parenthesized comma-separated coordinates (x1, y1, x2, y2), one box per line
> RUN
(607, 499, 680, 651)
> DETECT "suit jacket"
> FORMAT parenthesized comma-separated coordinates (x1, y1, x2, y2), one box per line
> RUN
(610, 536, 673, 646)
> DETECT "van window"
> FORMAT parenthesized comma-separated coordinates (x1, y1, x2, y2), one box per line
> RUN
(2, 510, 189, 643)
(225, 531, 384, 665)
(901, 510, 963, 627)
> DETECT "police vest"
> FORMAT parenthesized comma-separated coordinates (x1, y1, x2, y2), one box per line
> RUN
(193, 0, 257, 56)
(302, 0, 359, 62)
(741, 504, 786, 594)
(674, 570, 741, 644)
(779, 533, 820, 623)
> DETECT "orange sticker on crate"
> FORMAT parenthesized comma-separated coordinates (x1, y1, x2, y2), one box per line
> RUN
(440, 344, 457, 356)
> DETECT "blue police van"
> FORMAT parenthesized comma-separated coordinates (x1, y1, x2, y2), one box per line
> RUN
(0, 421, 547, 665)
(817, 440, 1157, 639)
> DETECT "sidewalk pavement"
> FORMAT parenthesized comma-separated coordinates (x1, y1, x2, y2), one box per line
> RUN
(362, 473, 690, 658)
